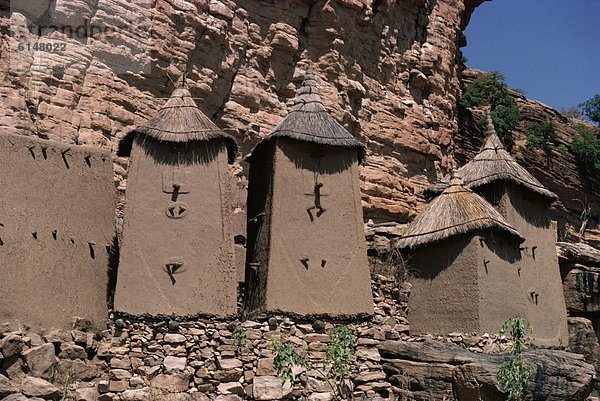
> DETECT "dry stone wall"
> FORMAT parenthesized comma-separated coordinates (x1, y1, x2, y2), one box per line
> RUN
(0, 275, 413, 401)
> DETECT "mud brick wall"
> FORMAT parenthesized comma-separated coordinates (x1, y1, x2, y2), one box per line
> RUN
(0, 133, 115, 332)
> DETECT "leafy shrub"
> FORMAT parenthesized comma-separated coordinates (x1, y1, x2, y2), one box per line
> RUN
(496, 317, 534, 401)
(524, 121, 557, 150)
(271, 340, 309, 384)
(559, 106, 584, 120)
(461, 71, 522, 137)
(271, 326, 358, 400)
(324, 326, 358, 393)
(571, 123, 600, 172)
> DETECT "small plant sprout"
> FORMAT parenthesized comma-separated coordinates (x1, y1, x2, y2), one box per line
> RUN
(232, 324, 247, 353)
(324, 326, 358, 399)
(271, 340, 310, 385)
(271, 326, 358, 400)
(495, 317, 534, 401)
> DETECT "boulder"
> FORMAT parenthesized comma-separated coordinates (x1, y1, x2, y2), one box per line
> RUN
(59, 343, 88, 360)
(22, 376, 61, 399)
(378, 339, 595, 401)
(253, 376, 292, 400)
(216, 358, 243, 370)
(568, 317, 600, 374)
(163, 356, 186, 373)
(557, 242, 600, 266)
(217, 381, 245, 396)
(151, 373, 190, 392)
(0, 373, 18, 398)
(3, 394, 30, 401)
(563, 269, 600, 313)
(164, 333, 186, 344)
(57, 360, 101, 381)
(0, 335, 23, 358)
(23, 343, 58, 378)
(75, 387, 100, 401)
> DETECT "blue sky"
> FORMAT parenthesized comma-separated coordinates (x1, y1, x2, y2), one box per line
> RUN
(462, 0, 600, 111)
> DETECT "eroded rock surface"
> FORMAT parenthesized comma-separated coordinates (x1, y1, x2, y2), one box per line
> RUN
(379, 339, 595, 401)
(0, 0, 483, 223)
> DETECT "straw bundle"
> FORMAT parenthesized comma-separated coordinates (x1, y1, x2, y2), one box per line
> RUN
(425, 114, 556, 201)
(118, 88, 238, 163)
(396, 173, 525, 249)
(247, 63, 366, 164)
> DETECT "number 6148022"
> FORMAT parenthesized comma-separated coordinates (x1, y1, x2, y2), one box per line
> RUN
(17, 42, 66, 52)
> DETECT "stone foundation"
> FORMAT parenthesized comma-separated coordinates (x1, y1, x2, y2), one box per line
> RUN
(0, 276, 410, 401)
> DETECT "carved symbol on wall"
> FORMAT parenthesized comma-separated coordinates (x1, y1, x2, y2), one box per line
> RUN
(483, 259, 490, 274)
(88, 241, 96, 259)
(165, 201, 189, 219)
(164, 258, 186, 285)
(162, 170, 191, 195)
(307, 183, 326, 221)
(304, 154, 328, 222)
(61, 149, 70, 169)
(299, 258, 327, 269)
(530, 291, 539, 305)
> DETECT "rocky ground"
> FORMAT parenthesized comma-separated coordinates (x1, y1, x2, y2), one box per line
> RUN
(0, 271, 597, 401)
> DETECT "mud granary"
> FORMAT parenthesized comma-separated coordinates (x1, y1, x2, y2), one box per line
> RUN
(114, 87, 239, 317)
(244, 64, 374, 318)
(0, 133, 115, 331)
(397, 173, 527, 336)
(426, 114, 569, 346)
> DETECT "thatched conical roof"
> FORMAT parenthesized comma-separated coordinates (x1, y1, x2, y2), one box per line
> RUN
(118, 87, 238, 163)
(246, 63, 366, 164)
(396, 173, 525, 249)
(425, 113, 557, 201)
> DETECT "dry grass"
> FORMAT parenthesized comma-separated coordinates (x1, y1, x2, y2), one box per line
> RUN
(247, 62, 365, 164)
(118, 87, 237, 162)
(396, 174, 524, 249)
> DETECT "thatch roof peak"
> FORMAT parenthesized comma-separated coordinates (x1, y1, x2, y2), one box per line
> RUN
(424, 113, 557, 201)
(117, 86, 238, 163)
(396, 174, 525, 249)
(246, 62, 366, 164)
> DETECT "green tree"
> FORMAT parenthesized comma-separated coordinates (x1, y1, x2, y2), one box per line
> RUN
(571, 123, 600, 172)
(524, 121, 557, 150)
(460, 71, 522, 136)
(578, 94, 600, 126)
(496, 317, 534, 401)
(559, 106, 584, 120)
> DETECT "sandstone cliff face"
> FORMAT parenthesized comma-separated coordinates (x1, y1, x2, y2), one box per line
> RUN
(0, 0, 484, 222)
(3, 0, 595, 241)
